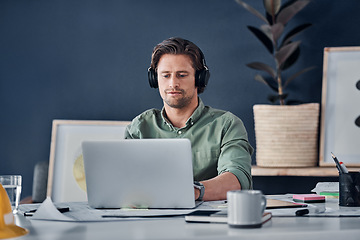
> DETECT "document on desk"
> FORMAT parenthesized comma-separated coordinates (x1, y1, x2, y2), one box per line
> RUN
(270, 205, 360, 217)
(266, 195, 360, 217)
(20, 197, 201, 222)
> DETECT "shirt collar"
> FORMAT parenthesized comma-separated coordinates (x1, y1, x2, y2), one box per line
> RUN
(161, 97, 205, 128)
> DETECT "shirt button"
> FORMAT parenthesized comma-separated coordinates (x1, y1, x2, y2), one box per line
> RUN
(178, 131, 182, 135)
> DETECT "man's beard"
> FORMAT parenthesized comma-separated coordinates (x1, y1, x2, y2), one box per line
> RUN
(163, 88, 195, 109)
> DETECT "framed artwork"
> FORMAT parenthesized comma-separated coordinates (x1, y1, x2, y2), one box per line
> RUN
(47, 120, 131, 202)
(319, 47, 360, 166)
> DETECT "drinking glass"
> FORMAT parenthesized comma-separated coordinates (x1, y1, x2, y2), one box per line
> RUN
(0, 175, 22, 214)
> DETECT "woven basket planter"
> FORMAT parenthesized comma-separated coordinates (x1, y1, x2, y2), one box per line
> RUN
(253, 103, 320, 167)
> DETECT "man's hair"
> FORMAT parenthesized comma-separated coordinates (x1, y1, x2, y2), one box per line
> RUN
(150, 37, 207, 94)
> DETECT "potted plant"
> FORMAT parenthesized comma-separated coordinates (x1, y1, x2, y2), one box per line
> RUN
(236, 0, 320, 167)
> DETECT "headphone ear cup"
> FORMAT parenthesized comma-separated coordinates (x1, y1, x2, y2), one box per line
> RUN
(148, 68, 158, 88)
(196, 67, 210, 88)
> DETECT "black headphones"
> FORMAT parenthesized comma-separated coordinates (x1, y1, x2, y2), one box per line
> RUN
(147, 55, 210, 89)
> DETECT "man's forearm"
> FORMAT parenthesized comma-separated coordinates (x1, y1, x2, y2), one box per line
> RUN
(194, 172, 241, 201)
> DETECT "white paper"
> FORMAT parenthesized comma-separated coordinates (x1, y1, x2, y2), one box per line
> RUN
(31, 197, 74, 221)
(23, 198, 206, 222)
(311, 182, 339, 194)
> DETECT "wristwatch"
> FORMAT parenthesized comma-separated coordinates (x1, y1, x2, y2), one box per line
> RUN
(193, 181, 205, 201)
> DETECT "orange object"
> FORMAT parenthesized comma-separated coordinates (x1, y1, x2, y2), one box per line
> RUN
(0, 183, 28, 239)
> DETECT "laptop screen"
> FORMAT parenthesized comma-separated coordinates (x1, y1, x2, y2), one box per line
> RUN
(82, 138, 196, 209)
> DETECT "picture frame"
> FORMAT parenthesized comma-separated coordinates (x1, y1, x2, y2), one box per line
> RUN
(319, 47, 360, 166)
(47, 119, 131, 202)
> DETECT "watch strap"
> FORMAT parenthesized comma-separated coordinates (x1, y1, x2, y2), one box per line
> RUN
(193, 181, 205, 201)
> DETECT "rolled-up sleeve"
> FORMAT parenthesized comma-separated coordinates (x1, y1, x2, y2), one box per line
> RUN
(217, 114, 254, 189)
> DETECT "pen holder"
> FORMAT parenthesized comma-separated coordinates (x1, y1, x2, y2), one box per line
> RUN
(339, 172, 360, 207)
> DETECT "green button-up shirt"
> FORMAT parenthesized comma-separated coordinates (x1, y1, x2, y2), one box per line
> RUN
(124, 98, 253, 189)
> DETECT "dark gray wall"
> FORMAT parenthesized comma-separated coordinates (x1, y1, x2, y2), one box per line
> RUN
(1, 0, 359, 198)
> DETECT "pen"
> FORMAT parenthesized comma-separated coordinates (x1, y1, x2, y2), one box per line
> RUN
(331, 152, 342, 174)
(295, 206, 326, 216)
(339, 161, 349, 174)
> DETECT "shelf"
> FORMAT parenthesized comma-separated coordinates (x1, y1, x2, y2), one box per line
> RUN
(252, 166, 360, 176)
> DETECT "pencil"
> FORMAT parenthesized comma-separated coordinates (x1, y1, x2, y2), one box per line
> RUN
(331, 152, 342, 174)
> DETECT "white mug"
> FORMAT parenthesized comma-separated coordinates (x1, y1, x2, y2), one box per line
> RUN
(227, 190, 266, 228)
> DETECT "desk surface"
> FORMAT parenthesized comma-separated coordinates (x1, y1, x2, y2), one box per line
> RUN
(14, 197, 360, 240)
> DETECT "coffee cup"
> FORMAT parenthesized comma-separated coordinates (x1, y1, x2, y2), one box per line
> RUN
(227, 190, 266, 228)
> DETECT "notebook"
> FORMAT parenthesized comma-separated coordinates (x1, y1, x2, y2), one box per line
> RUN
(82, 138, 197, 209)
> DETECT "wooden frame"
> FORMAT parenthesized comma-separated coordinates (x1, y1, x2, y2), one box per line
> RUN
(319, 47, 360, 166)
(47, 119, 131, 202)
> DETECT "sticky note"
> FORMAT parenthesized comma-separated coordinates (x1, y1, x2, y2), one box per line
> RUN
(292, 194, 325, 203)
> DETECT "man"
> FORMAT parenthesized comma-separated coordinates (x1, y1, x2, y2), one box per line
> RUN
(125, 37, 253, 201)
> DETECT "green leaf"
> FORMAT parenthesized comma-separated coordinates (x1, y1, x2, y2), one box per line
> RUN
(260, 23, 284, 43)
(247, 62, 276, 79)
(254, 74, 268, 85)
(281, 46, 300, 70)
(254, 74, 278, 92)
(260, 24, 273, 42)
(236, 0, 269, 24)
(263, 0, 282, 17)
(275, 40, 301, 66)
(248, 26, 274, 54)
(284, 66, 316, 88)
(271, 23, 285, 43)
(276, 0, 310, 25)
(282, 23, 312, 46)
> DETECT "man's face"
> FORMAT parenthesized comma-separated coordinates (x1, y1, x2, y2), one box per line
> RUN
(157, 54, 198, 109)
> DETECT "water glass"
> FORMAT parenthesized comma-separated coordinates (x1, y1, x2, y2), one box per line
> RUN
(0, 175, 22, 214)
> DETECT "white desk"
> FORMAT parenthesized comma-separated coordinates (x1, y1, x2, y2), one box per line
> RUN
(14, 197, 360, 240)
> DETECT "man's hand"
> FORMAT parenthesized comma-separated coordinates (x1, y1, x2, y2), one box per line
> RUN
(194, 172, 241, 201)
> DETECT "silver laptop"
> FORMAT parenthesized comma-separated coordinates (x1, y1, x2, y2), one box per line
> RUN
(82, 138, 197, 209)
